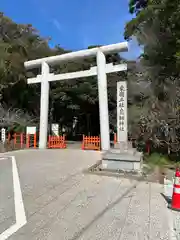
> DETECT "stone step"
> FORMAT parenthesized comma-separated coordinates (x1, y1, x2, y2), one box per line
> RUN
(101, 149, 143, 172)
(114, 141, 133, 149)
(101, 159, 142, 172)
(102, 150, 142, 162)
(109, 148, 137, 156)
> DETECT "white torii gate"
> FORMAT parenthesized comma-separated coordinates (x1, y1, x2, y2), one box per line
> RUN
(24, 42, 128, 150)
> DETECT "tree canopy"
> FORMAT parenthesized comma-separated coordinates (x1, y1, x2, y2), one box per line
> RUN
(129, 0, 148, 14)
(125, 0, 180, 153)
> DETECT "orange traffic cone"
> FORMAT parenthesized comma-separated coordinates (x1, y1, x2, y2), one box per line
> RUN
(168, 168, 180, 211)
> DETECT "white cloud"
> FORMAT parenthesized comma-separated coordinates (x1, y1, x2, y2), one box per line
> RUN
(52, 19, 62, 31)
(31, 0, 63, 33)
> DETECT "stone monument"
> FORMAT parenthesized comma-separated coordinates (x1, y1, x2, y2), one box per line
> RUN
(101, 81, 143, 172)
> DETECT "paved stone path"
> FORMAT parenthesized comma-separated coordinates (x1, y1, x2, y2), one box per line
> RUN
(0, 149, 174, 239)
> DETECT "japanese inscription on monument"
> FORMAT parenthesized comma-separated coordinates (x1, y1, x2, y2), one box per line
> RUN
(117, 81, 128, 142)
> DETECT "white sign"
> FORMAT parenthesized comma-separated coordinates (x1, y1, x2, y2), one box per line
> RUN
(51, 124, 59, 136)
(117, 81, 128, 142)
(26, 126, 36, 134)
(1, 128, 6, 143)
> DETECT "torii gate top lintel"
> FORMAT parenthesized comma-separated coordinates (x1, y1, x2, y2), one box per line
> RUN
(24, 42, 128, 70)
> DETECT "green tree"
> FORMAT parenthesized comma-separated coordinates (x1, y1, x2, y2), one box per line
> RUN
(125, 0, 180, 152)
(129, 0, 148, 14)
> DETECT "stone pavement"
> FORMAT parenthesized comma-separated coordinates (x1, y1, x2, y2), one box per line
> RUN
(0, 149, 174, 239)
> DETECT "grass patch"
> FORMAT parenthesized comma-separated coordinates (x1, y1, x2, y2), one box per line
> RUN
(144, 153, 172, 170)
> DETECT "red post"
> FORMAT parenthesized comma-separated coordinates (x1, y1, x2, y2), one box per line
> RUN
(82, 135, 85, 150)
(34, 134, 37, 148)
(146, 141, 150, 155)
(114, 133, 117, 144)
(20, 133, 23, 148)
(26, 134, 29, 148)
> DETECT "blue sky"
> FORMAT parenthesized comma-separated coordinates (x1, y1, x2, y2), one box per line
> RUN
(0, 0, 141, 60)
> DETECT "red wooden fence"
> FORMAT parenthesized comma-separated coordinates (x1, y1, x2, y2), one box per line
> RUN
(81, 135, 100, 151)
(7, 133, 37, 148)
(48, 135, 66, 149)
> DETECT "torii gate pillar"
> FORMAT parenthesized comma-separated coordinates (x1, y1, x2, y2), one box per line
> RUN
(39, 62, 50, 149)
(97, 50, 110, 151)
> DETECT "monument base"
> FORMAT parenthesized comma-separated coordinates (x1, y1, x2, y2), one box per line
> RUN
(101, 142, 143, 172)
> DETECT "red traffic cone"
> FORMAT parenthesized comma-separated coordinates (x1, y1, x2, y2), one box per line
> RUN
(168, 168, 180, 211)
